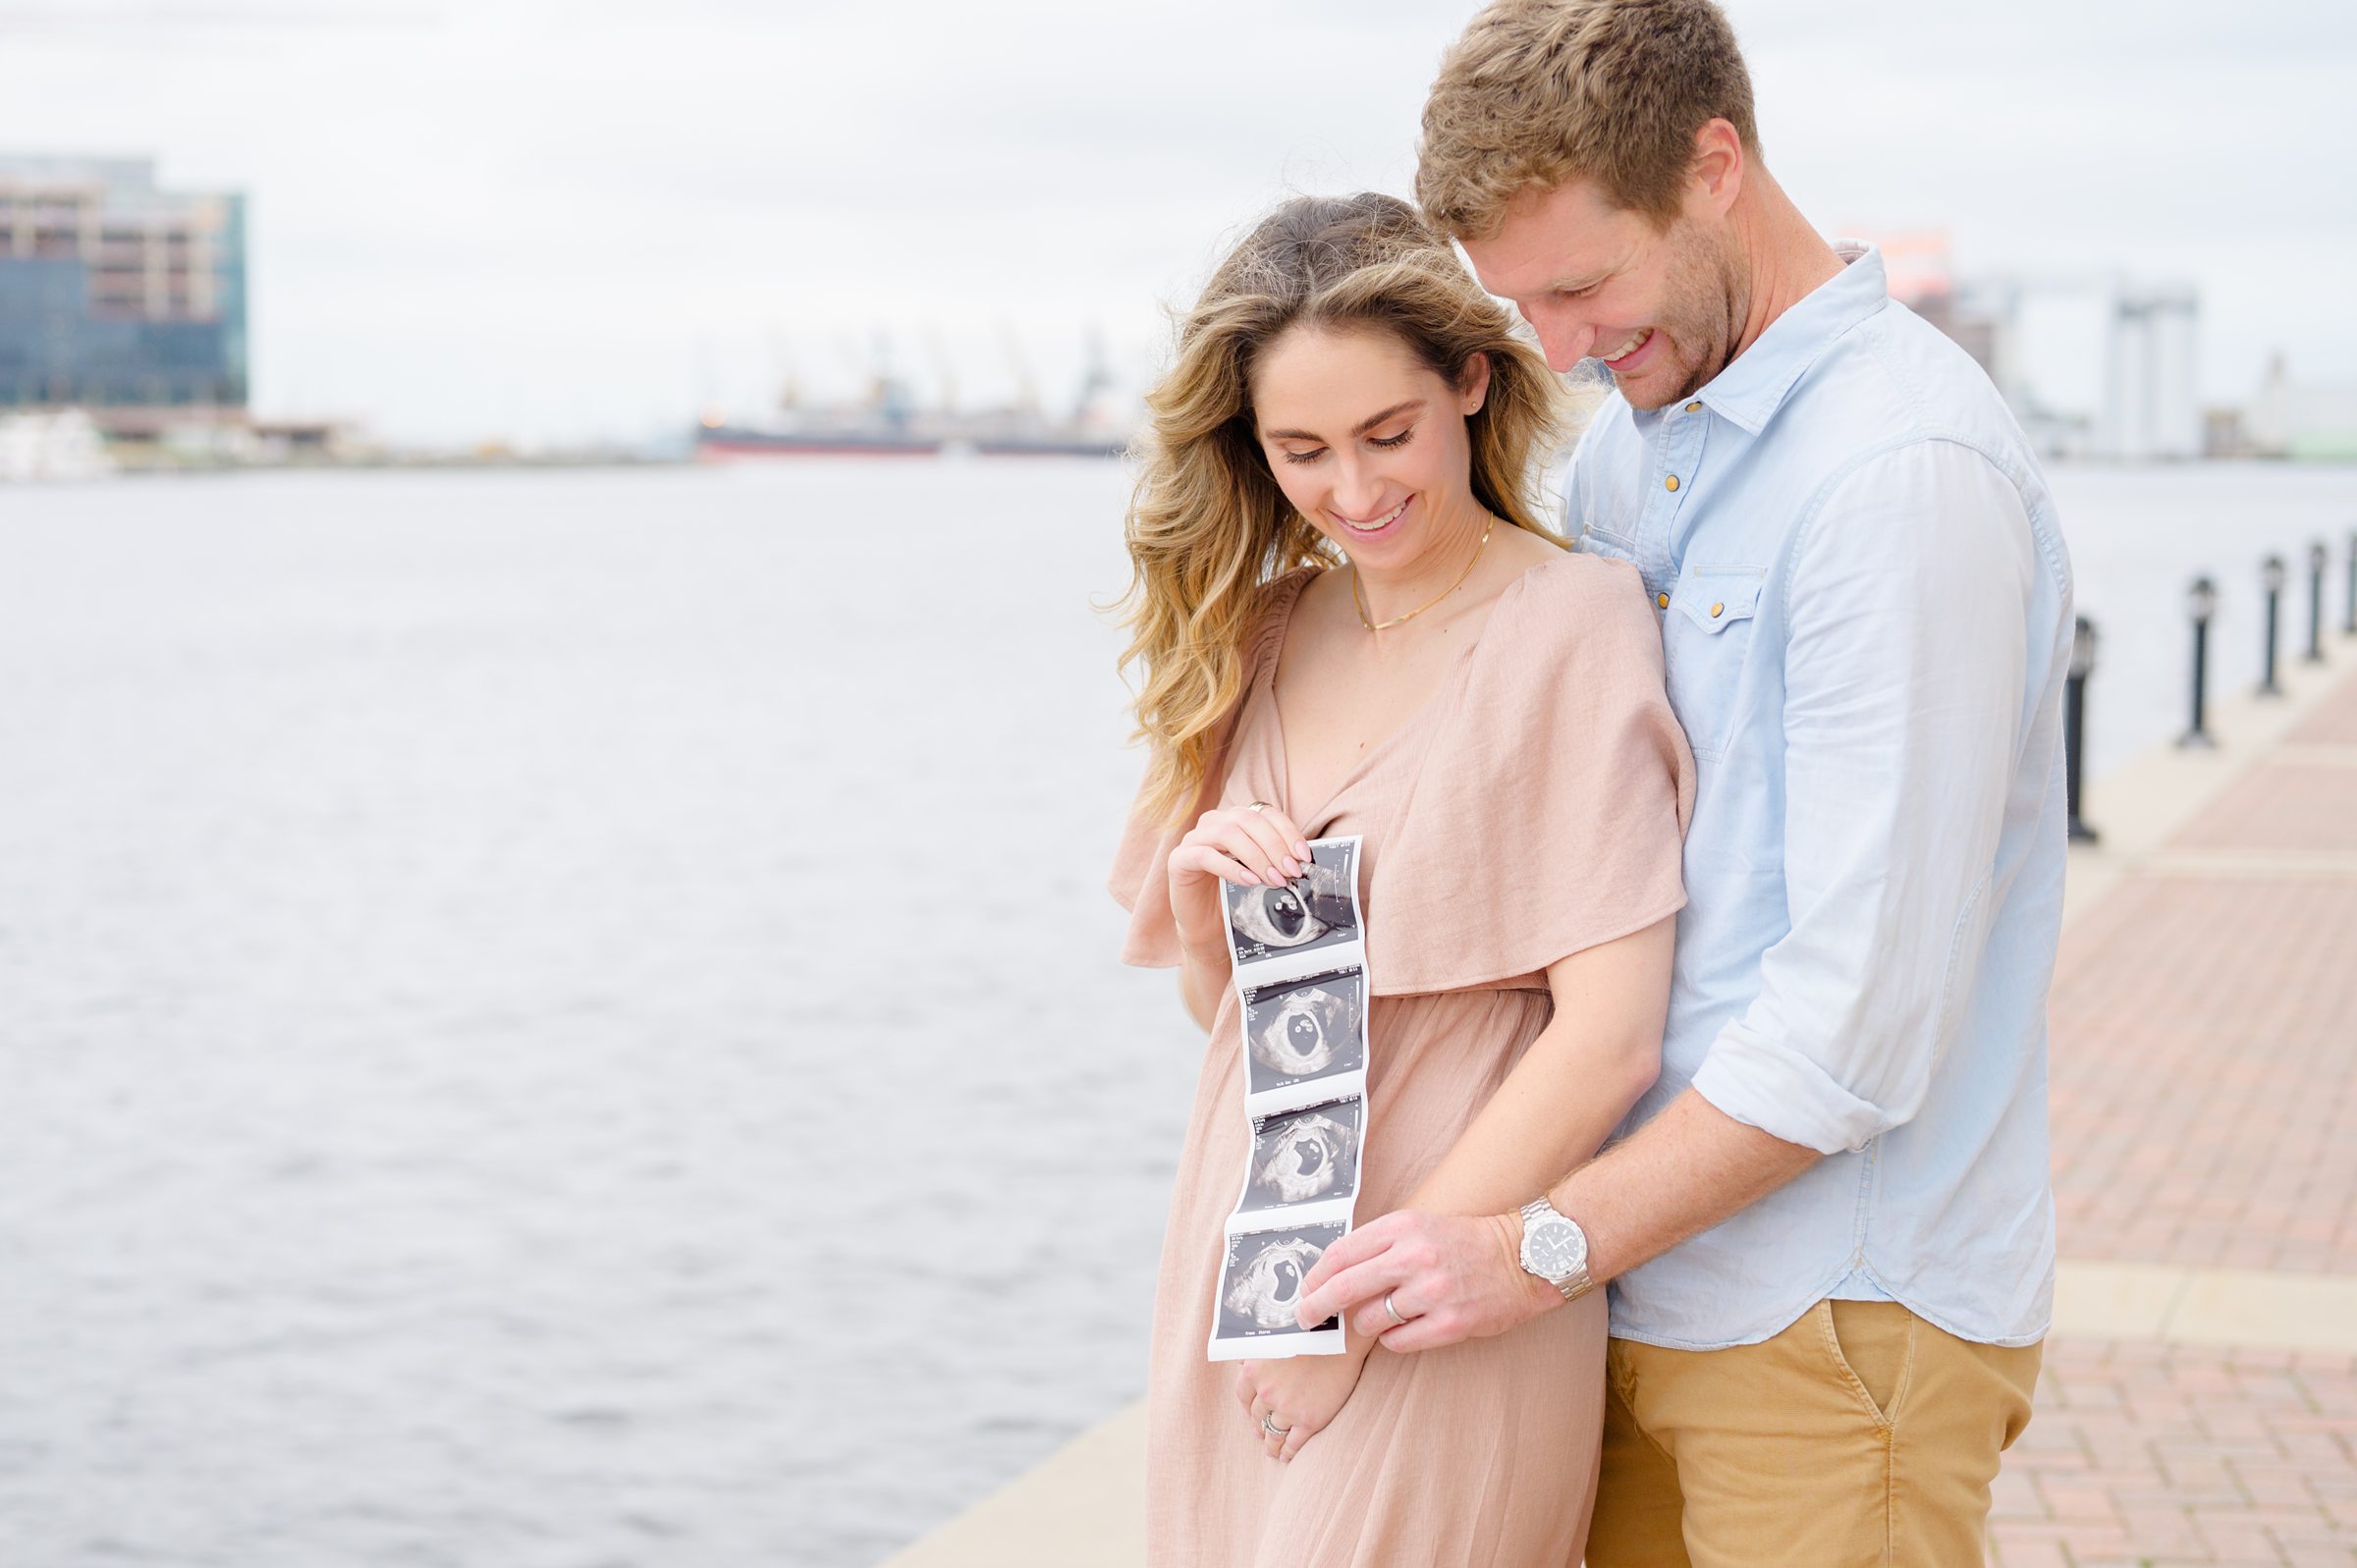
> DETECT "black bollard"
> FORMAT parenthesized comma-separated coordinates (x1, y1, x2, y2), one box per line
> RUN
(2259, 555, 2286, 697)
(2308, 541, 2330, 664)
(2179, 575, 2218, 749)
(2065, 615, 2100, 842)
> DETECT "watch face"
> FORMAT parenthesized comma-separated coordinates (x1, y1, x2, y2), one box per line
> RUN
(1523, 1217, 1586, 1278)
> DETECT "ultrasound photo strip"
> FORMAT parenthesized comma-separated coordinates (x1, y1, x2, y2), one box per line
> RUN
(1209, 835, 1370, 1364)
(1210, 1220, 1347, 1357)
(1240, 963, 1369, 1108)
(1222, 836, 1363, 975)
(1236, 1092, 1365, 1219)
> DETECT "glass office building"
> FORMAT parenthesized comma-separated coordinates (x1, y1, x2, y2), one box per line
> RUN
(0, 156, 247, 409)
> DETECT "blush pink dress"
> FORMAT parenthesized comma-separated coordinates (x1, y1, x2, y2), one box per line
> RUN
(1109, 551, 1696, 1567)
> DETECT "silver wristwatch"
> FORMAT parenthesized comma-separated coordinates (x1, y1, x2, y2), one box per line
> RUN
(1517, 1196, 1597, 1302)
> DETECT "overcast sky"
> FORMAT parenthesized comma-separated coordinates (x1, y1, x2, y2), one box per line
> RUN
(5, 0, 2353, 446)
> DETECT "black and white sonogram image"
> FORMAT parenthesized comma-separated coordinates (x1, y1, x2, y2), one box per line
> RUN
(1242, 1097, 1362, 1212)
(1213, 1222, 1346, 1341)
(1240, 966, 1366, 1095)
(1222, 837, 1359, 965)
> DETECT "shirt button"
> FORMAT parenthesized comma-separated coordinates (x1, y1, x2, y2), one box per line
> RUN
(1657, 592, 1671, 610)
(1665, 475, 1680, 492)
(1711, 602, 1726, 618)
(1685, 402, 1702, 413)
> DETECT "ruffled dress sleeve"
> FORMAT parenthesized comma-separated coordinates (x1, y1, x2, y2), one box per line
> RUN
(1366, 553, 1695, 995)
(1105, 570, 1315, 969)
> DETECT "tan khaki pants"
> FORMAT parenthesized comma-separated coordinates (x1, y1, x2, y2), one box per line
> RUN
(1588, 1300, 2042, 1568)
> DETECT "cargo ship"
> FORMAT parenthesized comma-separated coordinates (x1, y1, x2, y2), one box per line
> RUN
(694, 421, 944, 458)
(694, 346, 1131, 460)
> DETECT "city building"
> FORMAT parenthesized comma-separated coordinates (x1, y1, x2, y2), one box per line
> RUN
(2245, 353, 2357, 460)
(0, 155, 247, 417)
(2100, 285, 2201, 460)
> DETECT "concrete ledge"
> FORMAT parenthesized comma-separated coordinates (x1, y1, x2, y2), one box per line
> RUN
(2052, 1260, 2357, 1354)
(2131, 849, 2357, 877)
(875, 1400, 1146, 1568)
(2273, 742, 2357, 766)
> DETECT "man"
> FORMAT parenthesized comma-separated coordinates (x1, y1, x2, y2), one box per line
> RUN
(1294, 2, 2070, 1561)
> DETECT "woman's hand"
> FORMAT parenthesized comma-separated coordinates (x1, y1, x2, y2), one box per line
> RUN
(1167, 803, 1313, 959)
(1234, 1346, 1371, 1462)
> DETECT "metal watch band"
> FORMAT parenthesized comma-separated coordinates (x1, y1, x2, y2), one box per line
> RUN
(1519, 1196, 1597, 1302)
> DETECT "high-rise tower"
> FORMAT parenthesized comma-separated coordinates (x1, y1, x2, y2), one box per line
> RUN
(0, 156, 247, 412)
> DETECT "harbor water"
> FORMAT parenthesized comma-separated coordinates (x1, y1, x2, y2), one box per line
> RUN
(2, 459, 2353, 1567)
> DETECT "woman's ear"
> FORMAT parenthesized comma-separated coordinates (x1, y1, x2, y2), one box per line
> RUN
(1457, 351, 1493, 416)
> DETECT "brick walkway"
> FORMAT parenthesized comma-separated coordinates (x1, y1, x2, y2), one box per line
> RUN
(2046, 874, 2357, 1277)
(1997, 1341, 2356, 1568)
(1990, 669, 2357, 1566)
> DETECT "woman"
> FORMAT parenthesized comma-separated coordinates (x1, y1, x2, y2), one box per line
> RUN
(1108, 191, 1694, 1564)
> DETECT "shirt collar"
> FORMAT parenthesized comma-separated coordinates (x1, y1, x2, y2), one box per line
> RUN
(1687, 240, 1888, 436)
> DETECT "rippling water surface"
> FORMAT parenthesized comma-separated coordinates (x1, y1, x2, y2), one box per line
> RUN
(1, 458, 2351, 1567)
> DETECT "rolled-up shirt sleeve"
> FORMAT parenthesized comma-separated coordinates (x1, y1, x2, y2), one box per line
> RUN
(1689, 439, 2043, 1155)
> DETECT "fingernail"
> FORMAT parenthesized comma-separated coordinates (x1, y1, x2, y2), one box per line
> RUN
(1282, 858, 1302, 878)
(1294, 841, 1312, 859)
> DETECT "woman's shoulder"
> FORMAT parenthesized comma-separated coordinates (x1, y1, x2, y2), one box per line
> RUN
(1265, 562, 1326, 608)
(1484, 545, 1662, 668)
(1244, 564, 1327, 666)
(1371, 542, 1691, 995)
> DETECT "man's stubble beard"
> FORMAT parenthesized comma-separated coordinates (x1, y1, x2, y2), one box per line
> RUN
(1624, 218, 1751, 411)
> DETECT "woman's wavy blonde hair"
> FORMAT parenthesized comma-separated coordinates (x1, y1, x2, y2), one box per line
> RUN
(1117, 190, 1572, 826)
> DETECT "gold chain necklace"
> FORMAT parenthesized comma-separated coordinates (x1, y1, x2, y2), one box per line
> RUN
(1350, 516, 1495, 632)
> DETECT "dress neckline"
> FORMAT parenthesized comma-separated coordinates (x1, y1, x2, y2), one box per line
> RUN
(1258, 550, 1575, 827)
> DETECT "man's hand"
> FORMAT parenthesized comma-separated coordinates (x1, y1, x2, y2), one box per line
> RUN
(1293, 1210, 1561, 1353)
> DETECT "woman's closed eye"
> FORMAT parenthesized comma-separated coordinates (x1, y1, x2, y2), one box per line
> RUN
(1278, 427, 1414, 465)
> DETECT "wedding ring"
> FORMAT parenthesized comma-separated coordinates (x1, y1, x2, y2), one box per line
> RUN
(1384, 1291, 1408, 1325)
(1246, 801, 1272, 814)
(1260, 1414, 1290, 1437)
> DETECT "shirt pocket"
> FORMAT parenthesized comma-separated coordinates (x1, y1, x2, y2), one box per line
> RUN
(1574, 517, 1639, 564)
(1663, 568, 1764, 758)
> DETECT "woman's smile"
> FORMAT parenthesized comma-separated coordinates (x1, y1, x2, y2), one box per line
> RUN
(1335, 495, 1411, 539)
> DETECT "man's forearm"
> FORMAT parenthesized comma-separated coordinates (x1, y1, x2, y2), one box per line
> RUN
(1545, 1087, 1821, 1284)
(1290, 1083, 1824, 1349)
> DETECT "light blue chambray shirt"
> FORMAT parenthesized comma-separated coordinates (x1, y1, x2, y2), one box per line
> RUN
(1568, 243, 2070, 1351)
